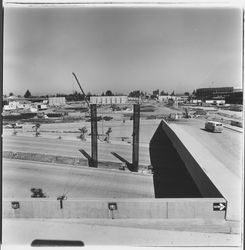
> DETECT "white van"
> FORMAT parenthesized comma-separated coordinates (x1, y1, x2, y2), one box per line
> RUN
(205, 121, 223, 133)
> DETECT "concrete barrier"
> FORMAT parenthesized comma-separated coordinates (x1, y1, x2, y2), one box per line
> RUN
(3, 198, 226, 219)
(2, 151, 123, 170)
(158, 120, 241, 221)
(160, 120, 222, 198)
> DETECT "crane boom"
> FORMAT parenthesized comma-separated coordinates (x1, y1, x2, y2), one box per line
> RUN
(72, 72, 90, 108)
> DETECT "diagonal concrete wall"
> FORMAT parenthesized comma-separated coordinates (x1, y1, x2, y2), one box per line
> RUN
(168, 122, 241, 221)
(150, 120, 222, 198)
(149, 120, 242, 221)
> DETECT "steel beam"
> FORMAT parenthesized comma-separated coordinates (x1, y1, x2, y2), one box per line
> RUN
(132, 104, 140, 172)
(90, 104, 98, 168)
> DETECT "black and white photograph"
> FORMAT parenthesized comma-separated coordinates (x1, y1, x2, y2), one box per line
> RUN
(1, 0, 244, 248)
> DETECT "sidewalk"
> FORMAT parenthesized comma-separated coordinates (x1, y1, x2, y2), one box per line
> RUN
(2, 218, 242, 247)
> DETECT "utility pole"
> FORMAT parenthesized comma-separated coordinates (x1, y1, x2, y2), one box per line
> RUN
(132, 104, 140, 172)
(90, 104, 98, 168)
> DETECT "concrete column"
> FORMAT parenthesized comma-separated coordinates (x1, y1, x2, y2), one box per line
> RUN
(90, 104, 98, 168)
(132, 104, 140, 172)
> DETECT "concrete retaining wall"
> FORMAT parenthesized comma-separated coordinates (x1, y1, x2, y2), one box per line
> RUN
(160, 121, 222, 198)
(3, 198, 226, 219)
(2, 151, 123, 170)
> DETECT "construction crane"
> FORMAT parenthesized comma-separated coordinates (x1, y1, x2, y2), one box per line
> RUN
(72, 72, 106, 140)
(72, 72, 90, 108)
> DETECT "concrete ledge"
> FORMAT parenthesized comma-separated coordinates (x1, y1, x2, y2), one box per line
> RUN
(42, 218, 235, 234)
(3, 218, 241, 246)
(3, 151, 148, 171)
(3, 151, 121, 170)
(165, 121, 241, 221)
(160, 120, 222, 198)
(3, 198, 226, 220)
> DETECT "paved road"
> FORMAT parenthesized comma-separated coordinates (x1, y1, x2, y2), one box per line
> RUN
(3, 119, 160, 144)
(3, 159, 154, 199)
(3, 119, 161, 166)
(3, 135, 152, 165)
(3, 118, 242, 200)
(169, 118, 243, 177)
(168, 119, 242, 220)
(5, 117, 241, 175)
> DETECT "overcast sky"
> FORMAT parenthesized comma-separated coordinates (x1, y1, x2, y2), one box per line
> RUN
(3, 6, 242, 96)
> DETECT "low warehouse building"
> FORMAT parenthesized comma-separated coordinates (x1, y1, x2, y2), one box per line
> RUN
(48, 97, 66, 106)
(90, 96, 128, 105)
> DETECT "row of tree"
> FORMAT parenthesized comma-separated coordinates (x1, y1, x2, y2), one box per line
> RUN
(7, 89, 197, 101)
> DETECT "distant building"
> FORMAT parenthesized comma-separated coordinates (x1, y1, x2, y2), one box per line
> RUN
(225, 91, 243, 104)
(191, 99, 202, 105)
(35, 103, 48, 110)
(158, 95, 188, 103)
(205, 100, 226, 105)
(48, 97, 66, 106)
(158, 95, 173, 102)
(3, 100, 32, 111)
(176, 95, 189, 103)
(128, 97, 141, 103)
(3, 96, 50, 112)
(90, 96, 128, 105)
(196, 87, 234, 100)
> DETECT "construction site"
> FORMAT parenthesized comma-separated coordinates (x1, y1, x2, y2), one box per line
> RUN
(2, 74, 243, 247)
(1, 2, 244, 247)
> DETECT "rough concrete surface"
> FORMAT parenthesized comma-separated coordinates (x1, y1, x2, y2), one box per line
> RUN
(2, 219, 242, 247)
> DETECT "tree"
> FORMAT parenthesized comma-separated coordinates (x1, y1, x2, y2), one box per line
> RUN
(86, 92, 92, 100)
(184, 92, 190, 96)
(24, 90, 32, 98)
(160, 90, 166, 95)
(192, 89, 196, 96)
(153, 89, 159, 96)
(111, 104, 117, 111)
(32, 123, 41, 137)
(77, 92, 82, 100)
(9, 92, 14, 96)
(12, 123, 18, 135)
(170, 91, 175, 96)
(128, 90, 140, 98)
(78, 126, 88, 141)
(106, 90, 113, 96)
(105, 127, 112, 143)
